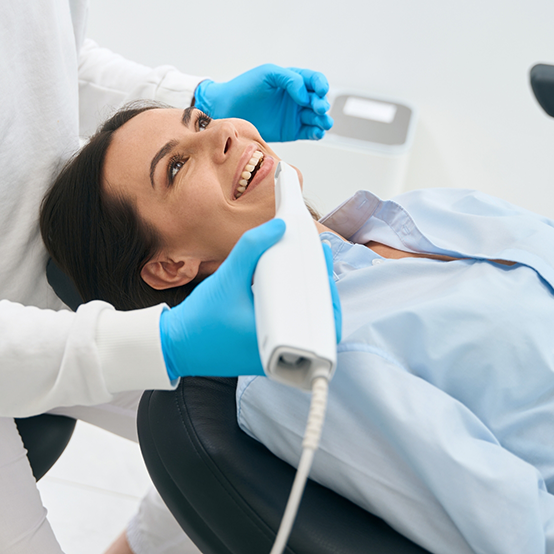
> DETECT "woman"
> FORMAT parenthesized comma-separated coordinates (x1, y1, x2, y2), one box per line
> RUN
(41, 103, 316, 309)
(41, 103, 554, 554)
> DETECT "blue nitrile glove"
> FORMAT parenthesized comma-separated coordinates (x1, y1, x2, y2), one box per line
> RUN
(160, 219, 285, 379)
(160, 220, 343, 380)
(194, 64, 334, 142)
(322, 241, 342, 344)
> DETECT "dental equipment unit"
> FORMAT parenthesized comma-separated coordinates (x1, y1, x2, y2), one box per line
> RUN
(252, 161, 337, 554)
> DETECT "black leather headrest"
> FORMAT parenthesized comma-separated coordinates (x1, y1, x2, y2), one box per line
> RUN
(46, 258, 83, 311)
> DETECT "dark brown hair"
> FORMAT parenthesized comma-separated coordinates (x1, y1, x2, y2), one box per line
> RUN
(40, 102, 200, 310)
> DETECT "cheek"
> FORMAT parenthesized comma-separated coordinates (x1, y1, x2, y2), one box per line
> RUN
(212, 209, 273, 261)
(166, 173, 215, 220)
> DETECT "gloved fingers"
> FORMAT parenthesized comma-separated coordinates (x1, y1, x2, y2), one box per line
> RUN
(289, 68, 330, 97)
(266, 66, 311, 107)
(192, 79, 217, 116)
(295, 126, 324, 141)
(299, 108, 334, 130)
(216, 219, 286, 288)
(296, 126, 325, 141)
(322, 242, 342, 343)
(308, 93, 331, 115)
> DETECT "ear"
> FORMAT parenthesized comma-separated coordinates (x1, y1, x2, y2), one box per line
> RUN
(140, 256, 201, 290)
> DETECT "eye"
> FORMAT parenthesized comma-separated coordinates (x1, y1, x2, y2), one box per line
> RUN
(197, 111, 212, 131)
(168, 155, 186, 186)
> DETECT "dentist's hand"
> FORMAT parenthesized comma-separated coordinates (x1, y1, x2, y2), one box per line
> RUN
(159, 219, 286, 379)
(194, 64, 333, 142)
(159, 219, 343, 380)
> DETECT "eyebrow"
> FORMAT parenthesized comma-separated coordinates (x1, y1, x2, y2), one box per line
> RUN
(149, 107, 196, 188)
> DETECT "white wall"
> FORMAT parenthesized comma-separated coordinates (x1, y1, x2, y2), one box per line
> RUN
(87, 0, 554, 216)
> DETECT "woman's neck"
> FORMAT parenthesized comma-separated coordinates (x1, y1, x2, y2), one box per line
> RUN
(314, 220, 346, 240)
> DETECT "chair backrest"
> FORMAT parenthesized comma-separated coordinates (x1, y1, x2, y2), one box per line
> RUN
(138, 378, 431, 554)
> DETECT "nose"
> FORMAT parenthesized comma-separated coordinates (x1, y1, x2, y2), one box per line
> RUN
(207, 120, 238, 164)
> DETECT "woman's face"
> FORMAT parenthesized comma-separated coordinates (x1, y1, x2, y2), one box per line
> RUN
(103, 107, 301, 289)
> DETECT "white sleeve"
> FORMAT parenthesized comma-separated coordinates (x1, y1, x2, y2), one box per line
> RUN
(237, 347, 554, 554)
(0, 299, 175, 418)
(78, 38, 208, 137)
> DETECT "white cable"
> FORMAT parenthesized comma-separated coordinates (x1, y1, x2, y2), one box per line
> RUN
(269, 376, 329, 554)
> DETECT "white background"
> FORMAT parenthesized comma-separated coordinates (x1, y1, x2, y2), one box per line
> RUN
(87, 0, 554, 216)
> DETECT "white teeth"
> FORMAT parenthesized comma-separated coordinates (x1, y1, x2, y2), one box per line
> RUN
(235, 150, 264, 200)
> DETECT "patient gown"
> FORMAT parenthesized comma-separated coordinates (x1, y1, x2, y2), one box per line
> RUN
(237, 188, 554, 554)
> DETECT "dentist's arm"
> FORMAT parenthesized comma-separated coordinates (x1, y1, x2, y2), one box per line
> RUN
(0, 221, 283, 416)
(0, 220, 341, 416)
(78, 39, 207, 137)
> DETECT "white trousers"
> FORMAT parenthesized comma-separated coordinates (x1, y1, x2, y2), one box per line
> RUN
(0, 392, 193, 554)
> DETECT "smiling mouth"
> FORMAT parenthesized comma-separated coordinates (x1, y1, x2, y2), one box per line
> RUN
(235, 151, 264, 199)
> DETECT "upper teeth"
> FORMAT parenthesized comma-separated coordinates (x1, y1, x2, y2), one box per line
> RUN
(236, 151, 263, 198)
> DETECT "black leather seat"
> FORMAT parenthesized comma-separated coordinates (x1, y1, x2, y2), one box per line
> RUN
(138, 378, 430, 554)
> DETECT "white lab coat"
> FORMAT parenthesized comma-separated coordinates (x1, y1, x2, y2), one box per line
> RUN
(0, 1, 204, 551)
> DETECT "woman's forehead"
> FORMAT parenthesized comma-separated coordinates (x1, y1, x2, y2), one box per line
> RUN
(106, 109, 183, 176)
(116, 108, 182, 142)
